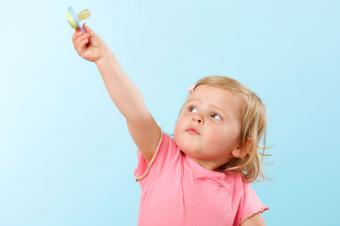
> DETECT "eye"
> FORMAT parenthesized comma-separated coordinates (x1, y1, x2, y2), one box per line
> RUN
(210, 112, 222, 121)
(188, 105, 198, 113)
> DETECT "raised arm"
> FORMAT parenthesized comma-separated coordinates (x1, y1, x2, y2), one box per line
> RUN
(72, 24, 161, 162)
(96, 50, 161, 162)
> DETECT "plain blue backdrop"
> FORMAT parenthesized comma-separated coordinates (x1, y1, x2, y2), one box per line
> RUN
(1, 0, 339, 225)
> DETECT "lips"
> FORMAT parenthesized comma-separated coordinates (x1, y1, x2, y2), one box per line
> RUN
(186, 128, 200, 135)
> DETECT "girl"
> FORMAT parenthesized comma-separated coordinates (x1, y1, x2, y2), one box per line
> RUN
(72, 24, 269, 226)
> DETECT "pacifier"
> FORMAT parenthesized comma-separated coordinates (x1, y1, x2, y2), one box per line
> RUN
(66, 6, 91, 32)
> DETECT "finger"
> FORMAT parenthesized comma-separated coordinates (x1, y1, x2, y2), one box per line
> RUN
(72, 28, 83, 43)
(83, 23, 98, 39)
(83, 23, 92, 35)
(75, 35, 89, 50)
(74, 32, 89, 46)
(75, 34, 89, 45)
(73, 35, 85, 51)
(75, 38, 89, 54)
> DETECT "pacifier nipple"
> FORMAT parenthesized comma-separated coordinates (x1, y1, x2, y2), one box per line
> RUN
(66, 7, 91, 32)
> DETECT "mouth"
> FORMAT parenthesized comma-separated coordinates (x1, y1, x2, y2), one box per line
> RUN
(186, 128, 200, 135)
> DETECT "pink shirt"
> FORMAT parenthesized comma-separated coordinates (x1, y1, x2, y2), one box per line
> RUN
(134, 132, 268, 226)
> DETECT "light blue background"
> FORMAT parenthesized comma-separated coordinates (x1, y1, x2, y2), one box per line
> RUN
(1, 0, 339, 225)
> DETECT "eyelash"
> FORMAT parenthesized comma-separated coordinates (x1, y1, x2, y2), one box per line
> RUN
(188, 105, 197, 113)
(187, 105, 223, 121)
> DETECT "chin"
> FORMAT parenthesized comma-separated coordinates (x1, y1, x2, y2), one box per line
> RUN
(174, 130, 200, 153)
(175, 139, 197, 156)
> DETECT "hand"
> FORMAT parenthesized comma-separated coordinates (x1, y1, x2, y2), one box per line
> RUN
(72, 24, 108, 63)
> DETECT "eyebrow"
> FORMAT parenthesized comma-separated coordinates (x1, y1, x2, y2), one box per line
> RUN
(185, 98, 228, 117)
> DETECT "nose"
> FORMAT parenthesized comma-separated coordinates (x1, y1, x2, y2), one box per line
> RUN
(192, 114, 204, 124)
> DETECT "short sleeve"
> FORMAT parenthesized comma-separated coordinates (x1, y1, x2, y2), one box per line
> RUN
(134, 132, 180, 186)
(239, 183, 269, 224)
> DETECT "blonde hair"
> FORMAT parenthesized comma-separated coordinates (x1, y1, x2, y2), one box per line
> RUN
(191, 75, 269, 182)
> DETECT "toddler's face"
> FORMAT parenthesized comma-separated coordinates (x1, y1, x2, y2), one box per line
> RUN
(174, 85, 243, 171)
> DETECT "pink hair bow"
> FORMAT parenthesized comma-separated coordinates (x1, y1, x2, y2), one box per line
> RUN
(188, 84, 196, 93)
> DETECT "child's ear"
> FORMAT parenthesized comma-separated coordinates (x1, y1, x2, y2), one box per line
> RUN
(232, 138, 253, 158)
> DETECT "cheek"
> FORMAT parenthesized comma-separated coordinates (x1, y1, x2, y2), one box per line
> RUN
(205, 126, 238, 149)
(176, 115, 188, 128)
(174, 117, 184, 137)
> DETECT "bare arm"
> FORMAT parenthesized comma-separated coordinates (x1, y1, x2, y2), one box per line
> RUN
(240, 213, 265, 226)
(96, 51, 161, 162)
(95, 51, 147, 121)
(72, 24, 161, 162)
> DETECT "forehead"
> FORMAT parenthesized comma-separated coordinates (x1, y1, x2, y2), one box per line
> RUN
(187, 85, 241, 109)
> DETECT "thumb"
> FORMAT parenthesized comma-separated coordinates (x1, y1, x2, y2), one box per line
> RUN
(83, 23, 93, 36)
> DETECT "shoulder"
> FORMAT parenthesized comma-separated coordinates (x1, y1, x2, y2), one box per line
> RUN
(134, 131, 182, 184)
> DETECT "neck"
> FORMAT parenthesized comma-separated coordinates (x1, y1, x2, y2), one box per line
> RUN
(190, 156, 233, 172)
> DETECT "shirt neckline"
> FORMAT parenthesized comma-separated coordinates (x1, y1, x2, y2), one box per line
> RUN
(184, 153, 227, 179)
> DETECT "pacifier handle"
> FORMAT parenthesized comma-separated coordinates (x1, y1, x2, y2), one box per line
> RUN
(66, 7, 91, 33)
